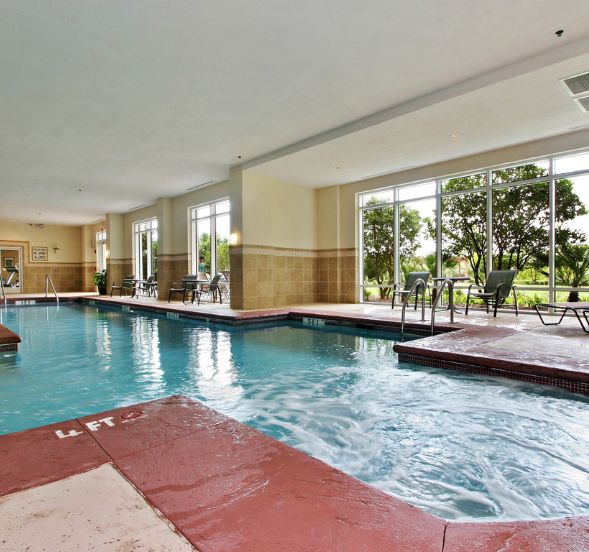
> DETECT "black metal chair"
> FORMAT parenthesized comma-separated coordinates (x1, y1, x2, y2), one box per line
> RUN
(391, 271, 430, 311)
(111, 275, 135, 297)
(465, 270, 518, 317)
(168, 275, 201, 305)
(199, 273, 224, 304)
(137, 275, 157, 297)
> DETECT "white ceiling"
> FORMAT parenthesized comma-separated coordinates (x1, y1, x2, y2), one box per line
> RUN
(1, 1, 589, 224)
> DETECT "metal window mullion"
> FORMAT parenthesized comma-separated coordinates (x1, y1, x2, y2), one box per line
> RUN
(393, 188, 400, 283)
(144, 231, 149, 278)
(486, 169, 493, 276)
(435, 180, 442, 278)
(211, 214, 217, 275)
(358, 207, 364, 302)
(440, 185, 489, 198)
(549, 158, 556, 304)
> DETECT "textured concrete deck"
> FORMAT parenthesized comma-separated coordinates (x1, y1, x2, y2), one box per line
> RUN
(1, 396, 587, 551)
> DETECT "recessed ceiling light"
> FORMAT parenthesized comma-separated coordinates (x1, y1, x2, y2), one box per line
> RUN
(450, 132, 461, 139)
(555, 29, 564, 37)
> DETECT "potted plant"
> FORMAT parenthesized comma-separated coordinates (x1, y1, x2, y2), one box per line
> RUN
(92, 269, 107, 295)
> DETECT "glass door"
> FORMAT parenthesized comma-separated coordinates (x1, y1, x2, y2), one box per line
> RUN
(0, 247, 23, 294)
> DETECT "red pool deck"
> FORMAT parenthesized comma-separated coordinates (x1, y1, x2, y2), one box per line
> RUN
(0, 323, 21, 353)
(1, 396, 587, 551)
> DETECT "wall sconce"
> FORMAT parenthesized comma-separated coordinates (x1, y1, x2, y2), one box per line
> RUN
(229, 233, 239, 245)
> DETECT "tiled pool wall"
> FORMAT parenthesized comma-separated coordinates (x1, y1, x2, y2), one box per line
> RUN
(398, 352, 589, 396)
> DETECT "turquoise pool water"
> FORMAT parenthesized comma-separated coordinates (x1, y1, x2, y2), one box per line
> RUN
(1, 304, 588, 521)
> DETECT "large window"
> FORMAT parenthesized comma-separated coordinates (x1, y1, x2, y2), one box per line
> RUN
(359, 149, 589, 306)
(96, 231, 107, 272)
(191, 200, 230, 276)
(133, 218, 158, 280)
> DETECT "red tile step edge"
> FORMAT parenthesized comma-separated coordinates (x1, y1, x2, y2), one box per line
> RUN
(0, 323, 21, 346)
(1, 396, 587, 551)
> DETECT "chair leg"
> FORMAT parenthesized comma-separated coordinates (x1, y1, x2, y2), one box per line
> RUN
(168, 290, 172, 303)
(513, 287, 519, 316)
(465, 292, 470, 315)
(493, 291, 499, 317)
(391, 293, 395, 310)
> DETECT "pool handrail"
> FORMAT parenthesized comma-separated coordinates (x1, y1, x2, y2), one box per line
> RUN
(400, 277, 427, 342)
(45, 274, 59, 305)
(430, 278, 454, 335)
(0, 275, 5, 308)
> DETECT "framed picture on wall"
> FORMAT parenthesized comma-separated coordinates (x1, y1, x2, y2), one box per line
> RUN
(4, 258, 14, 268)
(31, 246, 49, 262)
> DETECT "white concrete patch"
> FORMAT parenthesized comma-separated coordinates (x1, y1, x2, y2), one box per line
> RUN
(0, 464, 194, 551)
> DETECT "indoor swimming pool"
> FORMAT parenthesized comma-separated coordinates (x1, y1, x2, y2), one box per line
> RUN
(0, 303, 588, 521)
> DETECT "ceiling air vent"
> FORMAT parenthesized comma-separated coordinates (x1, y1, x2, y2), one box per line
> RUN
(562, 72, 589, 95)
(574, 95, 589, 113)
(187, 180, 215, 191)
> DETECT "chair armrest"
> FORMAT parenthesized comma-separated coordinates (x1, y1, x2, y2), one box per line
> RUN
(495, 282, 512, 295)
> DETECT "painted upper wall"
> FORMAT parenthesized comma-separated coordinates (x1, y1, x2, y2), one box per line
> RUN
(242, 171, 317, 250)
(0, 221, 83, 262)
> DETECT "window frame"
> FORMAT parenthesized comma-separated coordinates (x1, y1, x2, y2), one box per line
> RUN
(132, 217, 158, 280)
(358, 148, 589, 303)
(189, 198, 230, 276)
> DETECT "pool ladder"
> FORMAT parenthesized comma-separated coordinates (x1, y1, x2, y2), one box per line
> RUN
(430, 278, 453, 335)
(0, 276, 6, 309)
(399, 277, 454, 342)
(399, 278, 427, 342)
(45, 274, 59, 305)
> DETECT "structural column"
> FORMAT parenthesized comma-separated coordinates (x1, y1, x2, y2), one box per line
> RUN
(105, 213, 127, 292)
(229, 167, 245, 309)
(155, 197, 174, 300)
(81, 224, 97, 291)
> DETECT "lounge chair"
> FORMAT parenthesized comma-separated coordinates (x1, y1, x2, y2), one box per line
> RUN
(391, 272, 430, 311)
(534, 302, 589, 333)
(200, 273, 224, 304)
(111, 275, 136, 297)
(465, 270, 518, 317)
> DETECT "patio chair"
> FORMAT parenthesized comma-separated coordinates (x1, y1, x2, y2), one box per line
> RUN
(465, 270, 518, 317)
(136, 275, 157, 297)
(219, 272, 230, 302)
(111, 275, 135, 297)
(200, 273, 224, 304)
(391, 272, 430, 311)
(168, 275, 201, 305)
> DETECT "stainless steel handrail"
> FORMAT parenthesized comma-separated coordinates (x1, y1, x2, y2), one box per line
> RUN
(45, 274, 59, 304)
(400, 277, 427, 342)
(430, 278, 454, 335)
(0, 276, 6, 309)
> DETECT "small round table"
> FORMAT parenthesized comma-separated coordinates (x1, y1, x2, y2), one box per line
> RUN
(432, 276, 470, 322)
